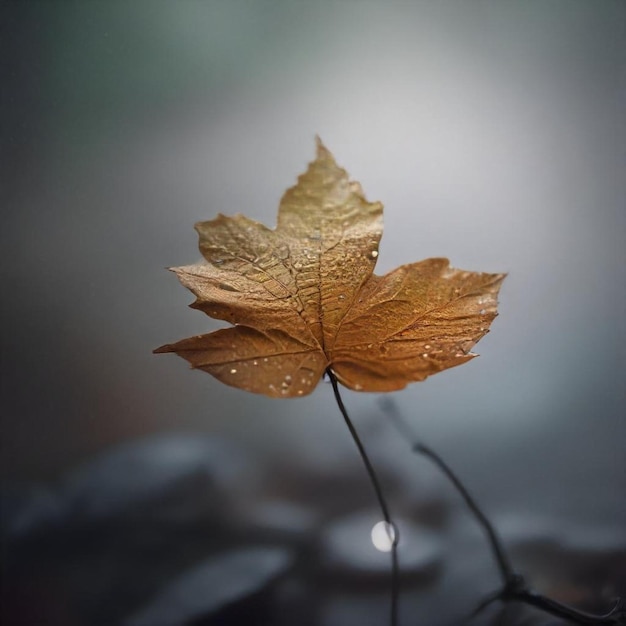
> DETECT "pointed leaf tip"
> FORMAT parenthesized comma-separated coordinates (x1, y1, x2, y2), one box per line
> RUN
(314, 135, 332, 160)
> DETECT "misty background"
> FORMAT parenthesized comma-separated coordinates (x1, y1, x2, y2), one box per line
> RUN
(2, 2, 625, 625)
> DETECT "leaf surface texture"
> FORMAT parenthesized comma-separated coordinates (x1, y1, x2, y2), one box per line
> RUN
(156, 140, 505, 397)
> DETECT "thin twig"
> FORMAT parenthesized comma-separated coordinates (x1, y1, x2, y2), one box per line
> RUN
(381, 397, 513, 586)
(379, 398, 626, 626)
(327, 369, 399, 626)
(510, 591, 626, 626)
(466, 587, 505, 622)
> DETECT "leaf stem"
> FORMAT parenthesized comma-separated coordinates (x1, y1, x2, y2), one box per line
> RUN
(327, 369, 399, 626)
(380, 398, 626, 626)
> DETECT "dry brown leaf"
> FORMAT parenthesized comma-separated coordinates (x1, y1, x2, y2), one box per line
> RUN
(155, 139, 505, 397)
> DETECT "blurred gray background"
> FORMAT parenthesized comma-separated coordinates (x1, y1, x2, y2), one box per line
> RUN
(1, 1, 625, 623)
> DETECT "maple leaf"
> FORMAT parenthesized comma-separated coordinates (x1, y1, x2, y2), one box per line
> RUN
(155, 139, 505, 398)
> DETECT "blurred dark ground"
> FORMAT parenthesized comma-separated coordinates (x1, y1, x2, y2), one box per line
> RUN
(1, 1, 625, 625)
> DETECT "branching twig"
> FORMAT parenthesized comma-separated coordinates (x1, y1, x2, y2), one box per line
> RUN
(327, 369, 399, 626)
(379, 397, 626, 626)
